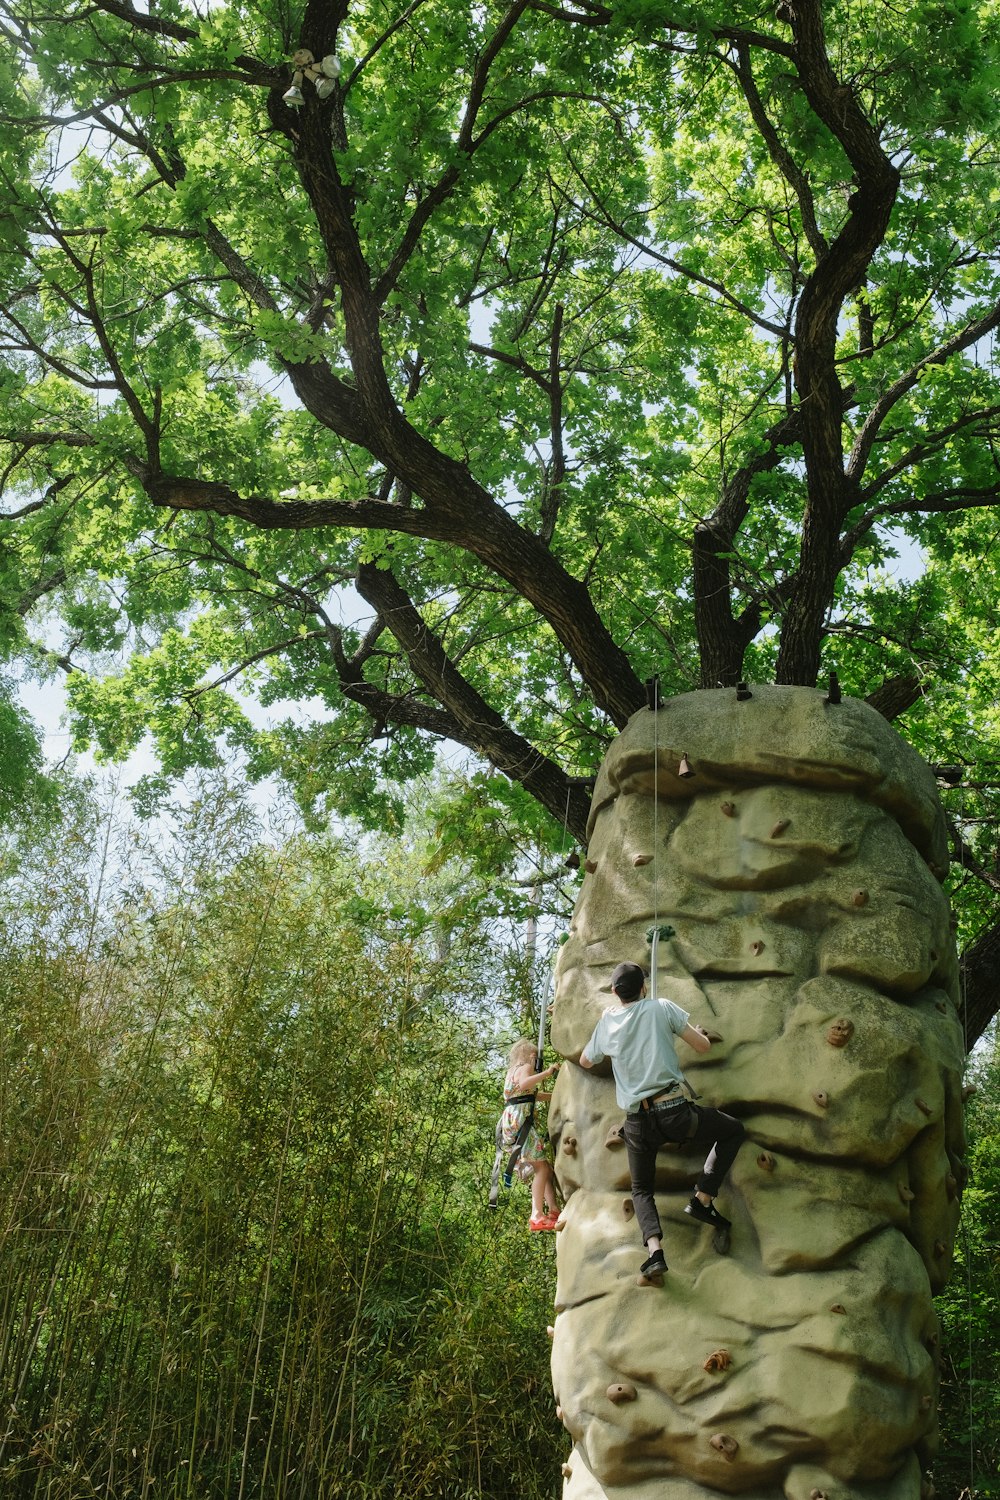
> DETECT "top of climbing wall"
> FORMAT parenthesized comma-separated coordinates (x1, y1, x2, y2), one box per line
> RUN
(589, 686, 948, 875)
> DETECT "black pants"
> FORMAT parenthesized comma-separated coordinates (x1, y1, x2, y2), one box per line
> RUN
(623, 1100, 745, 1247)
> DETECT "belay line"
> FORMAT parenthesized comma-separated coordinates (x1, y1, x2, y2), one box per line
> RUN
(646, 674, 675, 996)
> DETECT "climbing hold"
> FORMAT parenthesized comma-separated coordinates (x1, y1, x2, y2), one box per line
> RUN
(677, 752, 694, 778)
(826, 1018, 854, 1047)
(898, 1183, 915, 1203)
(929, 949, 939, 962)
(935, 1000, 948, 1014)
(703, 1028, 724, 1043)
(556, 1405, 564, 1421)
(633, 853, 653, 867)
(606, 1381, 637, 1404)
(554, 1217, 566, 1231)
(561, 1463, 573, 1479)
(810, 1490, 827, 1500)
(926, 1330, 939, 1348)
(945, 1174, 959, 1201)
(721, 801, 736, 817)
(829, 1303, 846, 1315)
(915, 1097, 933, 1117)
(756, 1152, 775, 1172)
(562, 1136, 577, 1157)
(605, 1124, 625, 1148)
(770, 818, 790, 838)
(565, 851, 581, 870)
(851, 889, 869, 906)
(623, 1197, 635, 1218)
(736, 682, 752, 700)
(962, 1084, 977, 1102)
(920, 1394, 933, 1411)
(584, 858, 598, 873)
(547, 1326, 555, 1339)
(710, 1433, 739, 1460)
(703, 1350, 731, 1372)
(813, 1091, 829, 1108)
(933, 1240, 947, 1258)
(750, 939, 765, 956)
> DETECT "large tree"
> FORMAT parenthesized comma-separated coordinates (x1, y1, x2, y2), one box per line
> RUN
(2, 0, 1000, 1037)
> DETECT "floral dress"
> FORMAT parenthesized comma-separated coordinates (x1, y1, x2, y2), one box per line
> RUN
(500, 1066, 547, 1167)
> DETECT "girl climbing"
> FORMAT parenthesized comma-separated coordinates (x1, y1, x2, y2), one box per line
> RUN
(500, 1041, 560, 1231)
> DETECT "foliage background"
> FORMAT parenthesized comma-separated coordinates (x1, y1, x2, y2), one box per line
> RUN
(935, 1023, 1000, 1500)
(0, 778, 562, 1499)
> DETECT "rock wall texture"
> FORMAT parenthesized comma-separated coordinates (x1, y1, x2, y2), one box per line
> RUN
(547, 686, 966, 1500)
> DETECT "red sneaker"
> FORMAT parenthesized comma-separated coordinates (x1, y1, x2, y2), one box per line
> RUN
(529, 1213, 559, 1232)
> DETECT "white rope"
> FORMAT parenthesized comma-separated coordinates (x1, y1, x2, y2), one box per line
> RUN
(536, 781, 574, 1067)
(651, 682, 660, 1000)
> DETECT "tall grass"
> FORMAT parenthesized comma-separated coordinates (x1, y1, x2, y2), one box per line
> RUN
(0, 783, 560, 1498)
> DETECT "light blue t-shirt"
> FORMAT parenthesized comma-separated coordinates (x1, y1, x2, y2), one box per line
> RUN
(582, 997, 691, 1113)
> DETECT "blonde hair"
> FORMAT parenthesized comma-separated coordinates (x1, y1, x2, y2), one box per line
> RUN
(507, 1039, 536, 1068)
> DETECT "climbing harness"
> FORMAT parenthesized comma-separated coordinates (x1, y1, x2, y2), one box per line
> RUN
(488, 1094, 536, 1209)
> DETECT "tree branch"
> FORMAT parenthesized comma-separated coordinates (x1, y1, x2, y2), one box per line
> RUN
(959, 919, 1000, 1050)
(859, 403, 1000, 502)
(539, 302, 565, 546)
(17, 566, 67, 616)
(947, 817, 1000, 896)
(733, 39, 827, 261)
(142, 470, 645, 728)
(76, 0, 277, 79)
(355, 560, 591, 840)
(864, 672, 926, 722)
(468, 342, 552, 393)
(557, 174, 790, 340)
(373, 2, 540, 302)
(847, 301, 1000, 482)
(840, 484, 1000, 563)
(772, 0, 900, 685)
(693, 408, 803, 686)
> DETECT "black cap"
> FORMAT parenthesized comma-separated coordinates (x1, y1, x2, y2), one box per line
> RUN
(610, 962, 645, 1000)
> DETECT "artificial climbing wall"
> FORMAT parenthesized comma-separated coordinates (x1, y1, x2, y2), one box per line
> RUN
(547, 686, 967, 1500)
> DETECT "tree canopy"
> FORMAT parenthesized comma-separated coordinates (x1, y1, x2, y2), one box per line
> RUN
(3, 0, 1000, 1037)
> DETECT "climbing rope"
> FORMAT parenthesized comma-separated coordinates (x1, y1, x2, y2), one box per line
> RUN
(645, 676, 675, 997)
(535, 780, 575, 1068)
(651, 680, 660, 1003)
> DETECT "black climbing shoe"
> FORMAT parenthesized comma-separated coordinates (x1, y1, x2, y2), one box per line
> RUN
(685, 1197, 731, 1229)
(639, 1250, 668, 1280)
